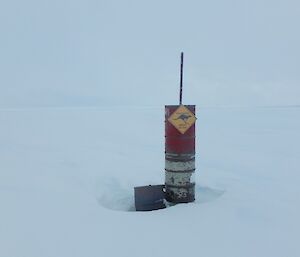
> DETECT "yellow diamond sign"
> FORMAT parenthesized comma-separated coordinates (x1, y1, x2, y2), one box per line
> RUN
(168, 105, 196, 134)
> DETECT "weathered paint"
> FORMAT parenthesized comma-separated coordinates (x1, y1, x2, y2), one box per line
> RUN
(165, 159, 195, 172)
(165, 105, 196, 203)
(165, 185, 195, 203)
(165, 171, 195, 186)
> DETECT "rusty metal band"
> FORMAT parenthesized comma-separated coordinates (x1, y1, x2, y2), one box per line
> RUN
(165, 183, 195, 189)
(165, 195, 195, 203)
(165, 158, 195, 163)
(165, 153, 195, 158)
(165, 168, 195, 173)
(165, 153, 195, 161)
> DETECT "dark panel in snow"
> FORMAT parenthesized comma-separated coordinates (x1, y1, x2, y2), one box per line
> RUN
(134, 185, 166, 211)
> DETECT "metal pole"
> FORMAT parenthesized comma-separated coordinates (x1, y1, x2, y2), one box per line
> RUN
(165, 53, 196, 204)
(179, 52, 184, 105)
(165, 105, 196, 203)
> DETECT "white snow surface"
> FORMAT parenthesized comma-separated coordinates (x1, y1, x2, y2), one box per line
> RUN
(0, 106, 299, 257)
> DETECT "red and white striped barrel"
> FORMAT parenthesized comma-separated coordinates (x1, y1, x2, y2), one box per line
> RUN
(165, 105, 196, 203)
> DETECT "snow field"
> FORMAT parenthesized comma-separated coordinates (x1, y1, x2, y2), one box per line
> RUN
(0, 106, 299, 257)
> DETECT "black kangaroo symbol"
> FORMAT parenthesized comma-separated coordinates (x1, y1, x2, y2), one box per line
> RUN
(174, 113, 192, 124)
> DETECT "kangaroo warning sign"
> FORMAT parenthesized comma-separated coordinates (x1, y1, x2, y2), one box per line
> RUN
(167, 105, 196, 134)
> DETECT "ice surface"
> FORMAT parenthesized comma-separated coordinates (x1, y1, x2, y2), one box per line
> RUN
(0, 106, 299, 257)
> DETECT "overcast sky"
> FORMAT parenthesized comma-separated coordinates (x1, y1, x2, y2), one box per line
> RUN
(0, 0, 299, 107)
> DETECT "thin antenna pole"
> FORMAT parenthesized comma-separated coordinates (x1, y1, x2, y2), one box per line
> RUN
(179, 52, 184, 105)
